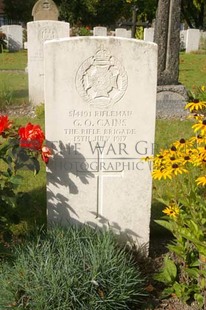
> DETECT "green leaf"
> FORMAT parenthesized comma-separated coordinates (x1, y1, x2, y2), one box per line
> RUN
(161, 287, 174, 299)
(172, 282, 184, 299)
(194, 293, 204, 307)
(9, 175, 23, 185)
(31, 157, 40, 175)
(1, 196, 16, 208)
(185, 268, 199, 280)
(154, 255, 177, 285)
(155, 220, 174, 232)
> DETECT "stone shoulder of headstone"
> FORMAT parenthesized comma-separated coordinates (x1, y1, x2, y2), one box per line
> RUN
(156, 84, 189, 119)
(32, 0, 59, 21)
(157, 84, 188, 98)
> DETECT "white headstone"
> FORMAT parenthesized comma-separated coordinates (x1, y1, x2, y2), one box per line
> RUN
(45, 37, 157, 247)
(93, 27, 107, 36)
(1, 25, 23, 51)
(186, 29, 200, 53)
(144, 28, 154, 42)
(27, 21, 70, 105)
(115, 28, 131, 38)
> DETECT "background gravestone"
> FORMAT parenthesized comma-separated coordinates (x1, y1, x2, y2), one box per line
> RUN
(186, 29, 200, 53)
(1, 25, 23, 51)
(144, 28, 154, 42)
(32, 0, 59, 21)
(27, 20, 70, 105)
(154, 0, 188, 119)
(154, 0, 181, 85)
(93, 27, 107, 36)
(115, 28, 131, 38)
(44, 37, 157, 247)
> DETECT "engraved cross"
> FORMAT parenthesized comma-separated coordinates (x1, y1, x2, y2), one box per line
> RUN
(92, 147, 124, 218)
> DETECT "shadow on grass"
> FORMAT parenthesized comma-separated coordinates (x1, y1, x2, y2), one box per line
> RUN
(12, 186, 47, 237)
(12, 89, 28, 99)
(149, 201, 173, 257)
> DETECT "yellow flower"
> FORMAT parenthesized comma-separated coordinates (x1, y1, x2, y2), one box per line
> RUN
(189, 135, 206, 146)
(196, 175, 206, 186)
(187, 113, 204, 121)
(169, 163, 188, 175)
(163, 204, 180, 218)
(201, 86, 205, 92)
(192, 119, 206, 135)
(173, 138, 194, 151)
(185, 100, 206, 112)
(192, 146, 206, 166)
(152, 167, 172, 180)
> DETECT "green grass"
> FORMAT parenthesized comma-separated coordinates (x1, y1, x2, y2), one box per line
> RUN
(0, 51, 205, 110)
(179, 52, 206, 91)
(0, 50, 27, 70)
(0, 72, 28, 108)
(154, 119, 193, 152)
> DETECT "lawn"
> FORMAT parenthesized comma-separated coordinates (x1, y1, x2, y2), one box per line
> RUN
(0, 72, 28, 108)
(0, 50, 27, 70)
(179, 52, 206, 92)
(0, 50, 205, 109)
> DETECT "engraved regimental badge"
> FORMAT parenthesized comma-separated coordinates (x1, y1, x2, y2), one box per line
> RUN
(39, 27, 57, 44)
(75, 47, 128, 109)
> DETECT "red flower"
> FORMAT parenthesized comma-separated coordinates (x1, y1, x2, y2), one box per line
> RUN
(41, 146, 52, 164)
(0, 115, 12, 135)
(18, 123, 45, 150)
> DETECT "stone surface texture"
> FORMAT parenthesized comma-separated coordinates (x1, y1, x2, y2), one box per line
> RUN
(154, 0, 181, 85)
(32, 0, 59, 21)
(27, 20, 70, 105)
(156, 85, 189, 119)
(44, 37, 157, 247)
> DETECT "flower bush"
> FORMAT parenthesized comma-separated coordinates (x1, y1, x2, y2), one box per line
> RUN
(151, 94, 206, 308)
(0, 115, 51, 240)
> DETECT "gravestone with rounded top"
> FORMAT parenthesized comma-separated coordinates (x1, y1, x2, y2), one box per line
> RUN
(44, 37, 157, 248)
(32, 0, 59, 21)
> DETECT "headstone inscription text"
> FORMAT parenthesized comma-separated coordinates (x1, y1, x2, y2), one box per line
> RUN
(45, 37, 157, 246)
